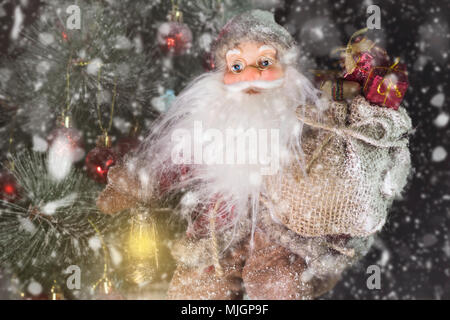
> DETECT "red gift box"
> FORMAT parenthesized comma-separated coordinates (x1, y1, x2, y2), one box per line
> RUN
(363, 60, 408, 110)
(342, 51, 374, 83)
(341, 41, 390, 83)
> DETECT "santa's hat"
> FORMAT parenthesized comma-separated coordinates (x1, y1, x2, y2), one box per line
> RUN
(212, 10, 297, 69)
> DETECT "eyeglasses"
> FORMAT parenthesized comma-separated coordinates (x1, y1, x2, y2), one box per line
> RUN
(229, 56, 275, 74)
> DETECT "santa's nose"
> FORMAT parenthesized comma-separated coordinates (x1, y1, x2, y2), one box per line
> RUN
(238, 66, 261, 82)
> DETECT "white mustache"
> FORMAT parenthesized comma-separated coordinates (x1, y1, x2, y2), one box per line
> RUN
(225, 78, 284, 93)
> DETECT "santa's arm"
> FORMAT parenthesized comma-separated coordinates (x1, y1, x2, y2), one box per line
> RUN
(96, 156, 190, 214)
(96, 161, 150, 214)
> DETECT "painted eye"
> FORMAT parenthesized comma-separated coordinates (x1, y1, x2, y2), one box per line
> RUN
(230, 60, 245, 74)
(257, 56, 273, 70)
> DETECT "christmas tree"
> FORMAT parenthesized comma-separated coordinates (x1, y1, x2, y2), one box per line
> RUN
(0, 0, 262, 299)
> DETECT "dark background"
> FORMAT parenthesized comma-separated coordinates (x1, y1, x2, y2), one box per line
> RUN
(0, 0, 449, 299)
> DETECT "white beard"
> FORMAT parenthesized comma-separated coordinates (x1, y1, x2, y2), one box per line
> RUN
(134, 65, 324, 238)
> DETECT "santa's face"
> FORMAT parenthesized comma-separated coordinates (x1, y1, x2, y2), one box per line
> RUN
(223, 42, 284, 94)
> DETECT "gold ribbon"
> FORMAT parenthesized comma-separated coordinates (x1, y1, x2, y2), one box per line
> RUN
(363, 58, 405, 107)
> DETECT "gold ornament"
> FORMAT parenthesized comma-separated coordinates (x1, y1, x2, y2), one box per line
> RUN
(93, 276, 113, 296)
(92, 275, 123, 300)
(127, 207, 159, 284)
(50, 280, 64, 300)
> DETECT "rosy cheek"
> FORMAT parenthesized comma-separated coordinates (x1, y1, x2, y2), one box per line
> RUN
(260, 67, 284, 81)
(223, 72, 240, 85)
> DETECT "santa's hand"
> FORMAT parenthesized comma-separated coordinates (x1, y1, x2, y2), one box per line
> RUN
(97, 183, 137, 214)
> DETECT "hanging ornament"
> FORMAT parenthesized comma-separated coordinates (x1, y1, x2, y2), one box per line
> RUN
(46, 117, 85, 163)
(0, 170, 19, 202)
(157, 4, 192, 56)
(86, 69, 118, 184)
(50, 280, 64, 300)
(92, 276, 123, 300)
(46, 116, 85, 182)
(85, 135, 117, 184)
(46, 53, 85, 163)
(127, 208, 159, 285)
(157, 22, 192, 55)
(85, 147, 116, 184)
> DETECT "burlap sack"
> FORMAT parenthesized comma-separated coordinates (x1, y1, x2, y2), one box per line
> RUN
(265, 95, 412, 237)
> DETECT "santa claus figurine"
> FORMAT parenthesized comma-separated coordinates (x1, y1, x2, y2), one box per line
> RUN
(97, 10, 412, 299)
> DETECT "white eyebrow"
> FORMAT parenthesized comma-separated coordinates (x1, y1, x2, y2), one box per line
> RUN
(226, 48, 241, 57)
(258, 45, 276, 53)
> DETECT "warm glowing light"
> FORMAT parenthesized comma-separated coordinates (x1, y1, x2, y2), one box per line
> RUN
(103, 280, 111, 294)
(3, 184, 15, 194)
(127, 211, 159, 284)
(128, 222, 157, 259)
(166, 37, 176, 48)
(92, 276, 114, 297)
(96, 160, 114, 176)
(50, 281, 63, 300)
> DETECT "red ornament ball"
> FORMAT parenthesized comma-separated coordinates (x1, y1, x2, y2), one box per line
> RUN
(157, 21, 193, 55)
(85, 147, 117, 184)
(0, 171, 19, 202)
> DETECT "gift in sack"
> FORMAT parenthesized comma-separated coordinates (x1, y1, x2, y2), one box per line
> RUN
(341, 51, 373, 83)
(264, 96, 412, 237)
(363, 58, 409, 110)
(333, 28, 390, 83)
